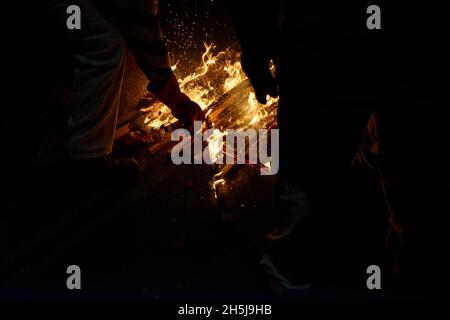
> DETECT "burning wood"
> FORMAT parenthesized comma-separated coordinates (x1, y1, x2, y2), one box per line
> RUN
(139, 43, 279, 219)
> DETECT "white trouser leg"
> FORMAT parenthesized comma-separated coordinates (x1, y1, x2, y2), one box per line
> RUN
(65, 0, 126, 159)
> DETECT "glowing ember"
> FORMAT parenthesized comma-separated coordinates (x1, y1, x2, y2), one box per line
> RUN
(144, 43, 277, 133)
(142, 42, 279, 215)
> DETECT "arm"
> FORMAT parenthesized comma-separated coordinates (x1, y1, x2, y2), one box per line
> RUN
(224, 0, 281, 104)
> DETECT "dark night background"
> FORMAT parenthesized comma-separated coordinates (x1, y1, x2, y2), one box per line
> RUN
(1, 0, 448, 305)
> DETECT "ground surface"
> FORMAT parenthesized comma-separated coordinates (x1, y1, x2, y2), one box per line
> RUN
(1, 0, 390, 300)
(1, 125, 390, 300)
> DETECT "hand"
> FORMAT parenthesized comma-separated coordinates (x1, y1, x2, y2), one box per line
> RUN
(241, 52, 279, 104)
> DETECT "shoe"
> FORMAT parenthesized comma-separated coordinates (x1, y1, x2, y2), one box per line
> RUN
(266, 180, 311, 242)
(260, 253, 312, 293)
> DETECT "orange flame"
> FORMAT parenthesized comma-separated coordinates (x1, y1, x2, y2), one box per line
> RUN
(143, 43, 278, 194)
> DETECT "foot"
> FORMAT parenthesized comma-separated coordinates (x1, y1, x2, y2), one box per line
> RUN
(266, 180, 311, 242)
(260, 253, 312, 293)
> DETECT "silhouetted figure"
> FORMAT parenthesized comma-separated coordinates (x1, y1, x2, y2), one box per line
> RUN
(46, 0, 204, 184)
(226, 0, 449, 295)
